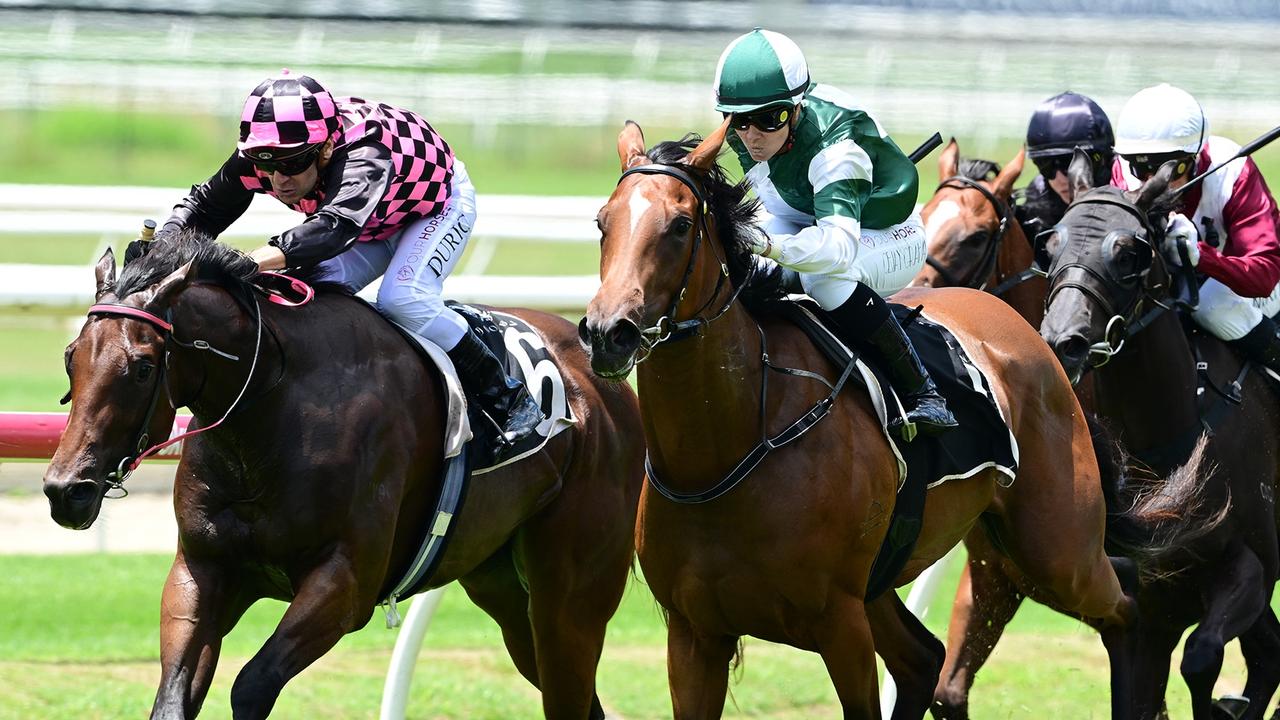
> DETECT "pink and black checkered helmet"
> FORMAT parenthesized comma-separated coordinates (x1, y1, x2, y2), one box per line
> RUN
(237, 69, 339, 152)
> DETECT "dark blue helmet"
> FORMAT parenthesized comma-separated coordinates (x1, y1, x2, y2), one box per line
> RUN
(1026, 91, 1114, 160)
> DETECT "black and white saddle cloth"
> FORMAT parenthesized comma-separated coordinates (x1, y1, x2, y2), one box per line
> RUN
(763, 299, 1019, 599)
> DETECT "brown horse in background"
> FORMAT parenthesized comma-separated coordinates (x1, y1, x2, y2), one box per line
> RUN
(578, 120, 1186, 718)
(914, 139, 1102, 718)
(43, 233, 643, 719)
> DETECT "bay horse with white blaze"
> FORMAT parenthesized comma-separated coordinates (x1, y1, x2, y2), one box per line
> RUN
(43, 233, 643, 719)
(579, 120, 1168, 718)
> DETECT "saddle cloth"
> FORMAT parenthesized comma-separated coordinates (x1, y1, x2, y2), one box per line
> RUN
(762, 298, 1019, 599)
(390, 301, 576, 473)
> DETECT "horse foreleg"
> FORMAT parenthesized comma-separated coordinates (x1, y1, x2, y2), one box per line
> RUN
(1239, 607, 1280, 720)
(151, 550, 249, 720)
(1181, 545, 1269, 720)
(459, 545, 541, 686)
(228, 554, 363, 720)
(932, 533, 1025, 720)
(815, 594, 882, 719)
(666, 612, 738, 720)
(867, 590, 945, 720)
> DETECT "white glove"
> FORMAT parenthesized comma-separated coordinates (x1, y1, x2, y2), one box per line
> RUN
(750, 229, 780, 260)
(1163, 213, 1200, 267)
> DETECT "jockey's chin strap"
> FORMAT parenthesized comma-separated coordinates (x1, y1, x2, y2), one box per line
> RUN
(85, 293, 263, 497)
(925, 175, 1035, 295)
(617, 163, 745, 364)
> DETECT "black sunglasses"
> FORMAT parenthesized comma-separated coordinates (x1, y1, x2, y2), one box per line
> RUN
(1126, 152, 1190, 182)
(724, 105, 794, 133)
(245, 144, 323, 176)
(1033, 155, 1072, 179)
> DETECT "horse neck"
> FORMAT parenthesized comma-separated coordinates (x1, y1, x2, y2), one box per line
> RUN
(990, 222, 1047, 328)
(1092, 310, 1201, 453)
(636, 300, 764, 483)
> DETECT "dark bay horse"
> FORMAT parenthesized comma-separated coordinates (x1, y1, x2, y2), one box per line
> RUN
(1039, 153, 1280, 720)
(579, 120, 1173, 718)
(42, 234, 644, 719)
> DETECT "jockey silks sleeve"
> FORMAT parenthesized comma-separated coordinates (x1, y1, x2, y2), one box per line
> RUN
(164, 150, 256, 238)
(269, 142, 393, 268)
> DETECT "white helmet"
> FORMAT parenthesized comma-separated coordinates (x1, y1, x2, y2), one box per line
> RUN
(1114, 83, 1207, 156)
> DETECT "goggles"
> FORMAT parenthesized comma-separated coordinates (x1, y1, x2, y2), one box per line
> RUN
(724, 105, 794, 133)
(1032, 154, 1072, 180)
(243, 143, 323, 176)
(1125, 152, 1191, 182)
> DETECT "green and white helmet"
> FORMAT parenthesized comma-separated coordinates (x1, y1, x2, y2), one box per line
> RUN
(714, 28, 810, 114)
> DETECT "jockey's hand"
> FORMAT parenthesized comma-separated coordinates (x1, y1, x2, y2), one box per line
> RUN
(248, 245, 287, 272)
(1163, 213, 1200, 268)
(749, 229, 779, 260)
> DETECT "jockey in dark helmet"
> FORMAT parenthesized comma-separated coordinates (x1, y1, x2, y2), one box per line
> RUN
(153, 70, 543, 461)
(1016, 91, 1116, 241)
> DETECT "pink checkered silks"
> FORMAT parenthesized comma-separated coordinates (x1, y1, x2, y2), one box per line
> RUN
(239, 98, 455, 243)
(238, 70, 340, 150)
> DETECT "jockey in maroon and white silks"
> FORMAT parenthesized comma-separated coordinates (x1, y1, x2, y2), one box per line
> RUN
(1112, 83, 1280, 370)
(163, 70, 542, 454)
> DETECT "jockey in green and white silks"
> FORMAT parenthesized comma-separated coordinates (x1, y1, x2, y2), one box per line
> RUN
(717, 28, 956, 438)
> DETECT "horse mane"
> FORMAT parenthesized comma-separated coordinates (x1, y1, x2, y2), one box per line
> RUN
(957, 157, 1001, 183)
(646, 134, 762, 288)
(115, 228, 259, 299)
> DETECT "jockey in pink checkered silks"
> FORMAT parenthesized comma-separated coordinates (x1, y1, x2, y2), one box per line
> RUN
(161, 70, 542, 453)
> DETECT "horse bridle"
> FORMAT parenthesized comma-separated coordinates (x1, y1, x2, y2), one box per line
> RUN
(616, 163, 744, 362)
(82, 293, 262, 495)
(1043, 192, 1185, 368)
(925, 175, 1021, 293)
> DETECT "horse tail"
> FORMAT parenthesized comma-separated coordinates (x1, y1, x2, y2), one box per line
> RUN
(1092, 416, 1228, 580)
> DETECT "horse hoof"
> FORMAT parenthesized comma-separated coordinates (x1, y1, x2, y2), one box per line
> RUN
(1212, 695, 1250, 720)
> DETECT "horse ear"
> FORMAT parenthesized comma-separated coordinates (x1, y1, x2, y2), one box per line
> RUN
(938, 137, 959, 181)
(617, 121, 648, 171)
(149, 260, 196, 309)
(1130, 160, 1176, 212)
(1067, 147, 1094, 201)
(683, 117, 730, 172)
(94, 247, 117, 300)
(991, 147, 1025, 199)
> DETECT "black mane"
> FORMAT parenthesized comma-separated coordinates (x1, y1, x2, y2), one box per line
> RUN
(114, 227, 259, 299)
(645, 134, 762, 288)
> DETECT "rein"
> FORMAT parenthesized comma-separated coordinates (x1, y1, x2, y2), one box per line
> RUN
(84, 289, 265, 496)
(925, 175, 1038, 296)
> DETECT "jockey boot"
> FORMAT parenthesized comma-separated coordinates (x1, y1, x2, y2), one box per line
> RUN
(740, 256, 802, 305)
(829, 284, 958, 441)
(1231, 316, 1280, 374)
(447, 329, 544, 452)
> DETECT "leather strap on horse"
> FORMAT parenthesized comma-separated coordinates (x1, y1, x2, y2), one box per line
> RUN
(645, 320, 859, 504)
(925, 175, 1023, 294)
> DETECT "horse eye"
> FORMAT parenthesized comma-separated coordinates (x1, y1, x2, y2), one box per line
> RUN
(672, 217, 694, 236)
(136, 361, 154, 382)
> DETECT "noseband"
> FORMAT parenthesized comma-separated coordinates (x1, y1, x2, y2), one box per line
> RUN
(616, 163, 744, 362)
(925, 175, 1023, 293)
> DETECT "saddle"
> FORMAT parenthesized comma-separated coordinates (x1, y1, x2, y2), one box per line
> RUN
(751, 297, 1019, 599)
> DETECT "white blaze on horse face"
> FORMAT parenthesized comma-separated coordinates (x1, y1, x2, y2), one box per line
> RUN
(924, 199, 962, 241)
(627, 186, 654, 237)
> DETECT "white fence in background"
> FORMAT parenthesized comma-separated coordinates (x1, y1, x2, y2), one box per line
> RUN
(0, 183, 604, 309)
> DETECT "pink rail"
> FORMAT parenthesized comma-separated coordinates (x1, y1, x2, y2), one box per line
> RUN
(0, 412, 192, 460)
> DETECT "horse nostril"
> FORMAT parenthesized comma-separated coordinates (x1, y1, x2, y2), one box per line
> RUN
(1055, 333, 1091, 365)
(577, 317, 594, 349)
(607, 321, 641, 354)
(66, 480, 100, 506)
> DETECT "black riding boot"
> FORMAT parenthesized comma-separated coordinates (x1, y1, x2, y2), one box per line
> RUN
(829, 284, 958, 440)
(1231, 316, 1280, 374)
(447, 329, 544, 453)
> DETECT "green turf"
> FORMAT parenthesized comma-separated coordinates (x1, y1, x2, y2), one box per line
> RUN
(0, 552, 1269, 718)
